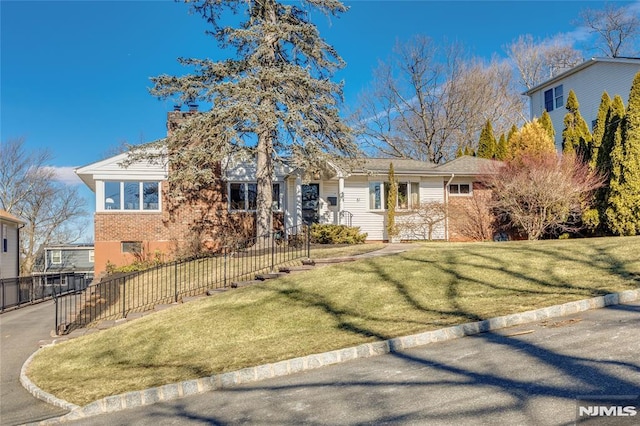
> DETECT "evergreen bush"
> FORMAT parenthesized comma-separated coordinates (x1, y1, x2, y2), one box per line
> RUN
(310, 224, 367, 244)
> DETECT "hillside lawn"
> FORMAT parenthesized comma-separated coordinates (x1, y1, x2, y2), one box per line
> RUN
(28, 236, 640, 406)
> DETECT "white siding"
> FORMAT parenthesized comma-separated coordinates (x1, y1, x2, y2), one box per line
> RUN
(529, 61, 640, 150)
(319, 181, 339, 225)
(0, 222, 20, 278)
(396, 177, 446, 240)
(342, 176, 386, 240)
(339, 175, 448, 241)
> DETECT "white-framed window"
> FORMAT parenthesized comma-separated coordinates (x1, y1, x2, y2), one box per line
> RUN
(51, 250, 62, 264)
(228, 182, 282, 212)
(1, 224, 6, 253)
(543, 84, 563, 112)
(89, 250, 95, 263)
(554, 85, 564, 108)
(369, 180, 420, 211)
(449, 183, 472, 195)
(104, 181, 160, 212)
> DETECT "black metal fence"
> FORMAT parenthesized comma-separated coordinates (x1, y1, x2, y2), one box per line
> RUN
(0, 273, 91, 313)
(53, 225, 310, 335)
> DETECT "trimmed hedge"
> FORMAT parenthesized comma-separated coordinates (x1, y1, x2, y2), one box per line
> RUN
(310, 224, 367, 244)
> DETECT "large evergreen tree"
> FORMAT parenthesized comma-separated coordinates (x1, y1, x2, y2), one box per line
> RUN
(604, 95, 631, 234)
(148, 0, 357, 238)
(562, 90, 592, 157)
(606, 73, 640, 235)
(477, 120, 497, 159)
(589, 92, 612, 170)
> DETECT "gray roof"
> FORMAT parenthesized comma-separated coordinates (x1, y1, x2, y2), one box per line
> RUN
(349, 156, 498, 176)
(434, 156, 500, 175)
(352, 158, 438, 175)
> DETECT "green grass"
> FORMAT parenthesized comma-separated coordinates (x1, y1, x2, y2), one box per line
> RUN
(28, 237, 640, 406)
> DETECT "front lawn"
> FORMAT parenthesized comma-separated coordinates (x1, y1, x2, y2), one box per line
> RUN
(28, 236, 640, 406)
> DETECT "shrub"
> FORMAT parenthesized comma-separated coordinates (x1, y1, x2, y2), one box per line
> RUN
(310, 224, 367, 244)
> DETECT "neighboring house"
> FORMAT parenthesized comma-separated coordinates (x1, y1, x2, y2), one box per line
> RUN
(0, 209, 24, 279)
(76, 112, 497, 277)
(524, 57, 640, 150)
(31, 244, 95, 292)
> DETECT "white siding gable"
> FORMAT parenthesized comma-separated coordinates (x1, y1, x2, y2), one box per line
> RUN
(528, 60, 640, 150)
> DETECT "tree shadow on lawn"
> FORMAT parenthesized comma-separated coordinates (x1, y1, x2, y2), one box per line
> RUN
(245, 245, 640, 423)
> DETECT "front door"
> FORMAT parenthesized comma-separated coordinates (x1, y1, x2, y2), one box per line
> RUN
(301, 183, 320, 225)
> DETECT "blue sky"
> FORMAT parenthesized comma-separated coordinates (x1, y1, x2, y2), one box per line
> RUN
(1, 0, 637, 239)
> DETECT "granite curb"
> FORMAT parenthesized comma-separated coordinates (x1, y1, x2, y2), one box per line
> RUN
(24, 287, 640, 424)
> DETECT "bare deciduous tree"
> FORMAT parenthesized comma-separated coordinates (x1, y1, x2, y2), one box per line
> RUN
(0, 138, 88, 274)
(398, 201, 447, 240)
(505, 34, 583, 90)
(448, 188, 496, 241)
(353, 35, 525, 164)
(481, 154, 604, 240)
(578, 3, 640, 58)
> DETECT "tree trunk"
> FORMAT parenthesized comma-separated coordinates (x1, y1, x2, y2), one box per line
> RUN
(255, 0, 277, 240)
(256, 128, 274, 239)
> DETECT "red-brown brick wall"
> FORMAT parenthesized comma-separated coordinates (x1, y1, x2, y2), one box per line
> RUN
(447, 183, 496, 242)
(94, 182, 285, 277)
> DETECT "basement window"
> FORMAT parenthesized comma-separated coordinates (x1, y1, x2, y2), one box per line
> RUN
(122, 241, 142, 254)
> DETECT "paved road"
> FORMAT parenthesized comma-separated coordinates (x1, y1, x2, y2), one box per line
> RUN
(58, 301, 640, 426)
(0, 302, 68, 426)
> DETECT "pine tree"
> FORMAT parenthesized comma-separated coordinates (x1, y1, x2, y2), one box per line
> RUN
(463, 145, 475, 156)
(508, 120, 556, 162)
(585, 94, 617, 235)
(477, 120, 497, 159)
(606, 73, 640, 235)
(455, 146, 464, 158)
(495, 134, 508, 160)
(539, 110, 555, 143)
(148, 0, 357, 238)
(507, 124, 518, 146)
(562, 90, 592, 157)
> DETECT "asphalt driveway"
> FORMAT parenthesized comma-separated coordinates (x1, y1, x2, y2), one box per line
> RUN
(0, 302, 68, 426)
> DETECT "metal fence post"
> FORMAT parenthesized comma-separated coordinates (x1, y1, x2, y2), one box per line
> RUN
(174, 261, 178, 303)
(122, 277, 127, 318)
(224, 249, 228, 288)
(271, 231, 275, 272)
(54, 293, 59, 336)
(306, 224, 311, 258)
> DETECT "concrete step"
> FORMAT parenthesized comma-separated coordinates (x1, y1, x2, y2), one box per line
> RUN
(255, 272, 288, 281)
(231, 280, 263, 288)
